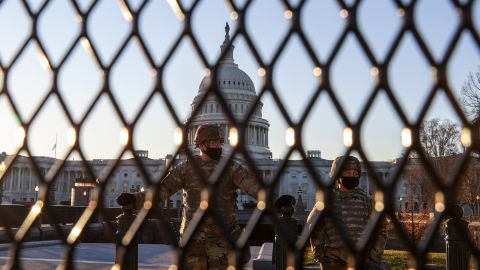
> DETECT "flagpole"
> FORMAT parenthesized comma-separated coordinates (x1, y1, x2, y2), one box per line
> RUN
(52, 133, 57, 159)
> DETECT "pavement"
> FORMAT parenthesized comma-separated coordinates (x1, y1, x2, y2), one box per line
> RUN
(0, 242, 261, 270)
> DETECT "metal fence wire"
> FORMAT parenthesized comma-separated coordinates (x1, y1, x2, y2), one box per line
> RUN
(0, 0, 479, 269)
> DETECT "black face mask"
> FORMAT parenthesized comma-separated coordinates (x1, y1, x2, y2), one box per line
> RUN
(341, 176, 359, 190)
(204, 147, 222, 160)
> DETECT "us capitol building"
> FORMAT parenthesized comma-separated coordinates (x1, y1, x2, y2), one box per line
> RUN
(0, 25, 397, 211)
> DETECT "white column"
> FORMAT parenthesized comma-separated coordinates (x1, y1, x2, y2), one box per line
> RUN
(260, 128, 263, 146)
(262, 128, 265, 146)
(11, 168, 15, 190)
(258, 127, 261, 145)
(251, 126, 254, 144)
(259, 128, 262, 146)
(265, 128, 268, 146)
(5, 173, 10, 191)
(26, 169, 30, 191)
(225, 125, 228, 143)
(18, 168, 23, 191)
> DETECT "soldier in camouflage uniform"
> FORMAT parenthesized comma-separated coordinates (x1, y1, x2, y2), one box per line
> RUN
(132, 124, 259, 270)
(307, 156, 389, 270)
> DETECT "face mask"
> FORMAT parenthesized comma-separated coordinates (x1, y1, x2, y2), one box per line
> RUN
(204, 147, 222, 160)
(341, 176, 359, 190)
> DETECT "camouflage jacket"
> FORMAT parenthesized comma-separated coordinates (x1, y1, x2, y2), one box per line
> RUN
(307, 188, 387, 263)
(157, 156, 259, 236)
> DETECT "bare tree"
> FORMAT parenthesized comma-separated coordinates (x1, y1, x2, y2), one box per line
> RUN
(397, 119, 461, 241)
(461, 66, 480, 121)
(419, 118, 460, 159)
(418, 118, 480, 207)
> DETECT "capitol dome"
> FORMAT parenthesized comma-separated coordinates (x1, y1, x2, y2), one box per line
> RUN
(198, 65, 255, 93)
(187, 23, 272, 160)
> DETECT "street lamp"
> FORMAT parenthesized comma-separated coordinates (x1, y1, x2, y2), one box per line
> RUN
(399, 197, 403, 211)
(34, 185, 39, 201)
(140, 187, 144, 192)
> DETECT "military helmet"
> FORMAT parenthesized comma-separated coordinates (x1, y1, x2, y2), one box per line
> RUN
(194, 124, 224, 145)
(275, 195, 296, 210)
(329, 155, 361, 177)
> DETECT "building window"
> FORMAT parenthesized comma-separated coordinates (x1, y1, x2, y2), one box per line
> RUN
(235, 104, 238, 113)
(241, 104, 244, 113)
(123, 181, 128, 193)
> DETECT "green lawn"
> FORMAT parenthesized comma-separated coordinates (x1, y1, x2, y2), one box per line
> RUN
(304, 249, 446, 270)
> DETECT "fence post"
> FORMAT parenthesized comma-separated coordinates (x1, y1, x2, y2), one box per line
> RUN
(115, 193, 138, 270)
(445, 205, 471, 270)
(274, 195, 298, 270)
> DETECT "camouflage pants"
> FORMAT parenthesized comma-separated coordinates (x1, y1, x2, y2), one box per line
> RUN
(182, 225, 251, 270)
(183, 231, 229, 270)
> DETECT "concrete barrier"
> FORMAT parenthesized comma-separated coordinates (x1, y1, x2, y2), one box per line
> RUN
(252, 242, 273, 270)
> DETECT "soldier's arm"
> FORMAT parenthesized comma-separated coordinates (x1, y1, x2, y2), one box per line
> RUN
(307, 202, 321, 224)
(134, 164, 183, 209)
(232, 163, 259, 198)
(307, 204, 326, 262)
(157, 165, 183, 200)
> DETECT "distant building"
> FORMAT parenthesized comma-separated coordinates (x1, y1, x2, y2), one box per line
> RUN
(0, 26, 415, 211)
(71, 178, 97, 206)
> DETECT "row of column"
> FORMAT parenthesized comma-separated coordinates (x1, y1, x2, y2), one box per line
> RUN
(188, 125, 268, 147)
(248, 125, 268, 146)
(3, 167, 82, 194)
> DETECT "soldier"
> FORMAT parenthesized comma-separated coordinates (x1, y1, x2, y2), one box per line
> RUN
(130, 124, 259, 270)
(307, 156, 388, 270)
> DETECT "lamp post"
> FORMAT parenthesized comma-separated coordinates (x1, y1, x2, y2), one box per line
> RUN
(34, 185, 39, 201)
(399, 197, 403, 211)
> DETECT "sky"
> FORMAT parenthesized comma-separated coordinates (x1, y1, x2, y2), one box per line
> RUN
(0, 0, 479, 162)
